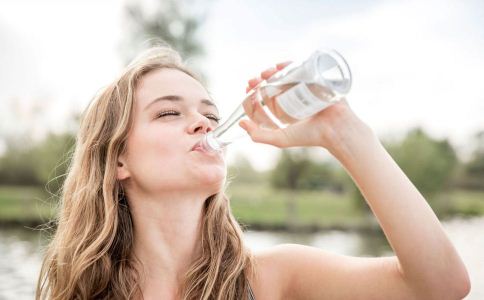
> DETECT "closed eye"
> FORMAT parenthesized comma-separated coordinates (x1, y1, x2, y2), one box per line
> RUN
(155, 110, 221, 123)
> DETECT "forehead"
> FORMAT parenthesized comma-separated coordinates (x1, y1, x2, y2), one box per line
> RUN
(135, 68, 211, 108)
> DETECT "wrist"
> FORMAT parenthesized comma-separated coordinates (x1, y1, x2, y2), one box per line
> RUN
(325, 113, 378, 163)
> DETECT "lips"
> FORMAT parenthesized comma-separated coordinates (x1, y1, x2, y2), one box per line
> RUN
(190, 140, 203, 152)
(191, 140, 217, 155)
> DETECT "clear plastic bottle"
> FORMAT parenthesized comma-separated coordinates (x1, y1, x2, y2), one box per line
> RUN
(199, 49, 352, 152)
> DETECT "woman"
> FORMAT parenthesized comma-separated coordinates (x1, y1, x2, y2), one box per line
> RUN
(37, 45, 470, 300)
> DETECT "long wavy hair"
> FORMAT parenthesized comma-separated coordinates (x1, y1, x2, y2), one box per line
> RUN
(36, 45, 256, 299)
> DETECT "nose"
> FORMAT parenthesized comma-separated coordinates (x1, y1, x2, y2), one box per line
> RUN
(187, 114, 213, 135)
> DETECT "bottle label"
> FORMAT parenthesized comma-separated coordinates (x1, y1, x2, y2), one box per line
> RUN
(275, 83, 331, 120)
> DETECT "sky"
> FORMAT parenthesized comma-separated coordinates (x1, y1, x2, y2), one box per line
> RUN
(1, 0, 483, 171)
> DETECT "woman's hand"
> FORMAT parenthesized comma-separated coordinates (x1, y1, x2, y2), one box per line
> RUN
(239, 63, 373, 155)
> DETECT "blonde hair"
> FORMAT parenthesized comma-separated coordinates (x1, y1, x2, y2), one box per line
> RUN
(36, 45, 256, 299)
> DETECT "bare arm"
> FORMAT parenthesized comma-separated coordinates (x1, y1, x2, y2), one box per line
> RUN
(325, 117, 470, 299)
(242, 65, 471, 299)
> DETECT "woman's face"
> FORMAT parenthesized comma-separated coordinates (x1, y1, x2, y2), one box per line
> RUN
(118, 68, 226, 195)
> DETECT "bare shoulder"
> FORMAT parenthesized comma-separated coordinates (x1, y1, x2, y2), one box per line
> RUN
(250, 244, 297, 300)
(251, 243, 417, 300)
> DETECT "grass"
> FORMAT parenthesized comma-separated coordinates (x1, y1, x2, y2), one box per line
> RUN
(0, 184, 483, 229)
(228, 182, 370, 228)
(227, 182, 484, 228)
(0, 185, 55, 224)
(446, 189, 484, 216)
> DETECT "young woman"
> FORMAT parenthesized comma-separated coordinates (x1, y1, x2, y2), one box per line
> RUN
(37, 46, 470, 300)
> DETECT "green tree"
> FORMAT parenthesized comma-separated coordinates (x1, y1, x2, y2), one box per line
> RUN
(0, 133, 75, 191)
(383, 128, 458, 216)
(345, 128, 460, 215)
(270, 148, 351, 227)
(31, 133, 76, 193)
(297, 161, 345, 192)
(462, 130, 484, 190)
(270, 149, 312, 228)
(271, 149, 312, 190)
(386, 128, 459, 196)
(121, 0, 211, 81)
(0, 136, 39, 185)
(227, 153, 266, 184)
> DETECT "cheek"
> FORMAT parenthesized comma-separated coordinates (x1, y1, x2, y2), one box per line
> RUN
(125, 124, 227, 191)
(152, 131, 180, 157)
(127, 126, 182, 173)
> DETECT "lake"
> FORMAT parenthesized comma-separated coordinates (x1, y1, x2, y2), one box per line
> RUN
(1, 217, 482, 299)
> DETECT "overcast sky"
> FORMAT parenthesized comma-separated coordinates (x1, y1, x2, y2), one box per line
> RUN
(1, 0, 483, 170)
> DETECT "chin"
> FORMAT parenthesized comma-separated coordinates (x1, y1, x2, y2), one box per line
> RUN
(195, 168, 226, 188)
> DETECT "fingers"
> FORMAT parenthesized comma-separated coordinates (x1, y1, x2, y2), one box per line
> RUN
(276, 61, 292, 70)
(260, 67, 278, 79)
(246, 61, 292, 93)
(239, 119, 289, 148)
(246, 78, 262, 93)
(241, 92, 280, 130)
(250, 96, 280, 129)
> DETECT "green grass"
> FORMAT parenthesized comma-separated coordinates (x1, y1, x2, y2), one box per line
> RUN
(447, 189, 484, 216)
(0, 184, 483, 228)
(227, 183, 484, 228)
(0, 185, 55, 223)
(227, 182, 368, 228)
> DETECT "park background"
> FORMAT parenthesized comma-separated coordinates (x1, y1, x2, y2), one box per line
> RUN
(0, 0, 483, 298)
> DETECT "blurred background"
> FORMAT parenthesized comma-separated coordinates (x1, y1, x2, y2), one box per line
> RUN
(0, 0, 483, 298)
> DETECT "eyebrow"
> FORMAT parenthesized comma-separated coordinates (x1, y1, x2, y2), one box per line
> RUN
(144, 95, 219, 112)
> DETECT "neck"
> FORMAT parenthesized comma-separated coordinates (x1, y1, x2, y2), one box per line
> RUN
(128, 189, 213, 292)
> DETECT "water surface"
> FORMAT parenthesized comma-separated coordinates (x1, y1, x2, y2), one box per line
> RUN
(1, 217, 482, 299)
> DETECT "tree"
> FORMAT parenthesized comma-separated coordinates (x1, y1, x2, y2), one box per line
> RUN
(270, 148, 312, 228)
(0, 132, 75, 191)
(385, 128, 459, 196)
(271, 149, 312, 190)
(297, 161, 345, 192)
(344, 128, 460, 215)
(120, 0, 212, 81)
(462, 130, 484, 190)
(0, 136, 40, 185)
(227, 153, 266, 184)
(31, 133, 76, 193)
(379, 128, 459, 216)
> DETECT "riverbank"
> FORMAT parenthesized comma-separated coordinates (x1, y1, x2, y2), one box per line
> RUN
(1, 184, 483, 233)
(2, 216, 484, 299)
(0, 186, 54, 226)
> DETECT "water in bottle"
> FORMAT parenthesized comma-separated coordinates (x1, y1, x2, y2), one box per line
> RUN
(199, 49, 352, 152)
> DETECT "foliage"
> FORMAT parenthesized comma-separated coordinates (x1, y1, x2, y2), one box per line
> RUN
(461, 130, 484, 190)
(121, 0, 212, 82)
(0, 137, 40, 185)
(384, 127, 459, 197)
(227, 153, 268, 184)
(269, 148, 345, 192)
(4, 183, 482, 226)
(32, 133, 76, 193)
(270, 149, 312, 190)
(0, 133, 75, 192)
(269, 148, 348, 228)
(341, 128, 461, 214)
(0, 185, 53, 223)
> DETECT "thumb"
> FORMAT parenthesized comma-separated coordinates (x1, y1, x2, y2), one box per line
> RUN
(239, 119, 288, 148)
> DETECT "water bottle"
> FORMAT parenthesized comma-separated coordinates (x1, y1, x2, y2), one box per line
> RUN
(199, 49, 352, 152)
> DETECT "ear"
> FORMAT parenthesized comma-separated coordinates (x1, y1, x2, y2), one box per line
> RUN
(117, 154, 131, 180)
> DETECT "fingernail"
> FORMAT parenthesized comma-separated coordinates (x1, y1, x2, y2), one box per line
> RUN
(251, 95, 256, 106)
